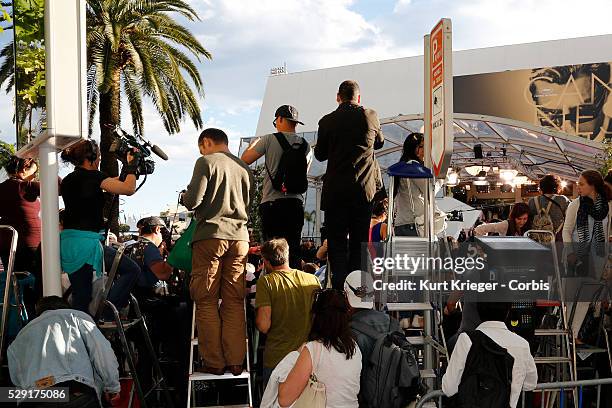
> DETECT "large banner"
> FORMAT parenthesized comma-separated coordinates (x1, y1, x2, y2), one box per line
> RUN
(454, 62, 612, 142)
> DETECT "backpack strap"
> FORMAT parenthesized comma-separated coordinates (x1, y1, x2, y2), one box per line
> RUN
(351, 320, 386, 340)
(273, 132, 292, 151)
(264, 132, 290, 185)
(534, 196, 541, 213)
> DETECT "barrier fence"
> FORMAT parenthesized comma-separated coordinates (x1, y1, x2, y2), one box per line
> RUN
(415, 378, 612, 408)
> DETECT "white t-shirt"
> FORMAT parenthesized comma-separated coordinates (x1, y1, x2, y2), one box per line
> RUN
(305, 340, 361, 408)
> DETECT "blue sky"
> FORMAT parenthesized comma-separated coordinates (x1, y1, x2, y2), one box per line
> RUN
(1, 0, 611, 219)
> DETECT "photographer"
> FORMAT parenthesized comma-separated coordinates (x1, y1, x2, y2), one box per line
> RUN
(60, 139, 141, 316)
(128, 216, 190, 405)
(130, 216, 174, 290)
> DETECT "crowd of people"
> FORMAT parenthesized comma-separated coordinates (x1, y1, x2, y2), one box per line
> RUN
(0, 77, 611, 408)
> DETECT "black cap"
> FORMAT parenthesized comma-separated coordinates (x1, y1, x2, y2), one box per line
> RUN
(138, 216, 167, 229)
(274, 105, 304, 125)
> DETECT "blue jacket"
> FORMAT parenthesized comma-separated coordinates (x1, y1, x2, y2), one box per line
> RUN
(8, 308, 120, 401)
(60, 229, 104, 277)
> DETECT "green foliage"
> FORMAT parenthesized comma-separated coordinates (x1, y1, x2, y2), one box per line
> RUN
(0, 140, 15, 170)
(0, 2, 12, 33)
(119, 224, 131, 233)
(0, 0, 46, 145)
(87, 0, 211, 137)
(600, 138, 612, 176)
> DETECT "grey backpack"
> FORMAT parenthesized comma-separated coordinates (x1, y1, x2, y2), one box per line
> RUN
(351, 321, 422, 408)
(531, 197, 555, 243)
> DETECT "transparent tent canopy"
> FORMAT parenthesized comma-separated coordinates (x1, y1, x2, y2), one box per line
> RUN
(239, 113, 605, 185)
(239, 113, 604, 239)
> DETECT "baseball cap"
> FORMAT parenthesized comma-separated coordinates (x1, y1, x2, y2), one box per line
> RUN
(274, 105, 304, 125)
(138, 216, 167, 229)
(344, 270, 375, 309)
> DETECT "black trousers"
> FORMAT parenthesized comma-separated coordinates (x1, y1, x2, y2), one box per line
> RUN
(325, 201, 373, 290)
(259, 198, 304, 269)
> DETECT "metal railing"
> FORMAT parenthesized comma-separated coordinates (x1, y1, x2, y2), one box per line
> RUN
(415, 378, 612, 408)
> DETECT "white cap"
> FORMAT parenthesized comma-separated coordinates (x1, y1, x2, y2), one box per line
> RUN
(344, 270, 374, 310)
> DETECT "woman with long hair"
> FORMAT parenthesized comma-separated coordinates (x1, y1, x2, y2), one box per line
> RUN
(475, 202, 532, 237)
(563, 170, 612, 246)
(0, 157, 40, 271)
(562, 170, 612, 338)
(60, 139, 140, 315)
(394, 132, 429, 236)
(278, 289, 361, 407)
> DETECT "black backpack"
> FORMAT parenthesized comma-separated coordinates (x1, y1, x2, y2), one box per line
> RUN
(451, 330, 514, 408)
(351, 321, 422, 408)
(265, 132, 308, 194)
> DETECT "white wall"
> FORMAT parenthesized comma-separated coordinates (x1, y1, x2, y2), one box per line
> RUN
(256, 34, 612, 135)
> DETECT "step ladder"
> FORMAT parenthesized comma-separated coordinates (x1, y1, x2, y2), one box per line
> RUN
(187, 303, 253, 408)
(525, 230, 577, 407)
(383, 237, 448, 388)
(0, 226, 28, 373)
(96, 244, 175, 408)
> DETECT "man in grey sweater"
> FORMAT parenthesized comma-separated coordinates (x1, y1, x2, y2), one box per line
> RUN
(182, 128, 254, 376)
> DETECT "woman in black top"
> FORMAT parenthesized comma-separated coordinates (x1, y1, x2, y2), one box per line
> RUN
(60, 139, 141, 315)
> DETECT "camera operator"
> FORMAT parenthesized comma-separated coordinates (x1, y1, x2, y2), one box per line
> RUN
(60, 139, 141, 316)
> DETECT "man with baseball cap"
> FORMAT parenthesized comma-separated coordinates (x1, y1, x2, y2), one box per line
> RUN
(241, 105, 312, 269)
(132, 216, 174, 289)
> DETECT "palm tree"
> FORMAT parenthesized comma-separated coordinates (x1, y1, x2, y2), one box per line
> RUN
(86, 0, 211, 231)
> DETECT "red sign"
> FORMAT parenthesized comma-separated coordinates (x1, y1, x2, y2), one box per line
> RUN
(428, 19, 453, 178)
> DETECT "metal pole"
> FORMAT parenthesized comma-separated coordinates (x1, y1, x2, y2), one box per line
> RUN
(39, 1, 62, 296)
(423, 33, 435, 383)
(39, 138, 62, 296)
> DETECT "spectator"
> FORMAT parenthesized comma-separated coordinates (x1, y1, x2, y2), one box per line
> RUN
(300, 240, 319, 264)
(474, 202, 532, 237)
(369, 198, 388, 242)
(302, 262, 319, 275)
(394, 132, 443, 237)
(316, 238, 328, 262)
(8, 296, 120, 407)
(182, 128, 254, 376)
(241, 105, 312, 269)
(0, 156, 42, 316)
(0, 156, 40, 274)
(442, 302, 537, 408)
(345, 271, 399, 363)
(528, 174, 570, 241)
(278, 289, 362, 408)
(255, 238, 320, 388)
(562, 170, 612, 335)
(60, 139, 140, 315)
(315, 80, 384, 289)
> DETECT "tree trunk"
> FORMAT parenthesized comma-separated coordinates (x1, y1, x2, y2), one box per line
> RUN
(99, 69, 122, 236)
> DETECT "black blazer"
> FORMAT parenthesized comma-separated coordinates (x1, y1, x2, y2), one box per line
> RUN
(314, 102, 384, 210)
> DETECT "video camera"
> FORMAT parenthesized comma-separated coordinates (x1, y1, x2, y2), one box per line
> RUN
(109, 126, 168, 177)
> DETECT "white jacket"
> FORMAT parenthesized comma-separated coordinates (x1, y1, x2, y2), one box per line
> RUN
(260, 351, 300, 408)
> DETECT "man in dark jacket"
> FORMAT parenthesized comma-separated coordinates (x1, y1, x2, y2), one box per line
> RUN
(314, 80, 384, 289)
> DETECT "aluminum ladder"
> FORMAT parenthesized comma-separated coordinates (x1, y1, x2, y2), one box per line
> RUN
(187, 302, 253, 407)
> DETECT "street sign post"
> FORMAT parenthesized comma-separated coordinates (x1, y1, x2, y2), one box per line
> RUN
(15, 0, 88, 296)
(428, 19, 453, 178)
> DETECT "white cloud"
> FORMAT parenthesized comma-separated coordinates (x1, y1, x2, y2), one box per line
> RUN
(393, 0, 412, 13)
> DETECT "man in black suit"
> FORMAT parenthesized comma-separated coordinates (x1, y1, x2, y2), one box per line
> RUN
(314, 80, 384, 289)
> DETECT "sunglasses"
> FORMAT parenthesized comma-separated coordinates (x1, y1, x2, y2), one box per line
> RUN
(345, 282, 375, 299)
